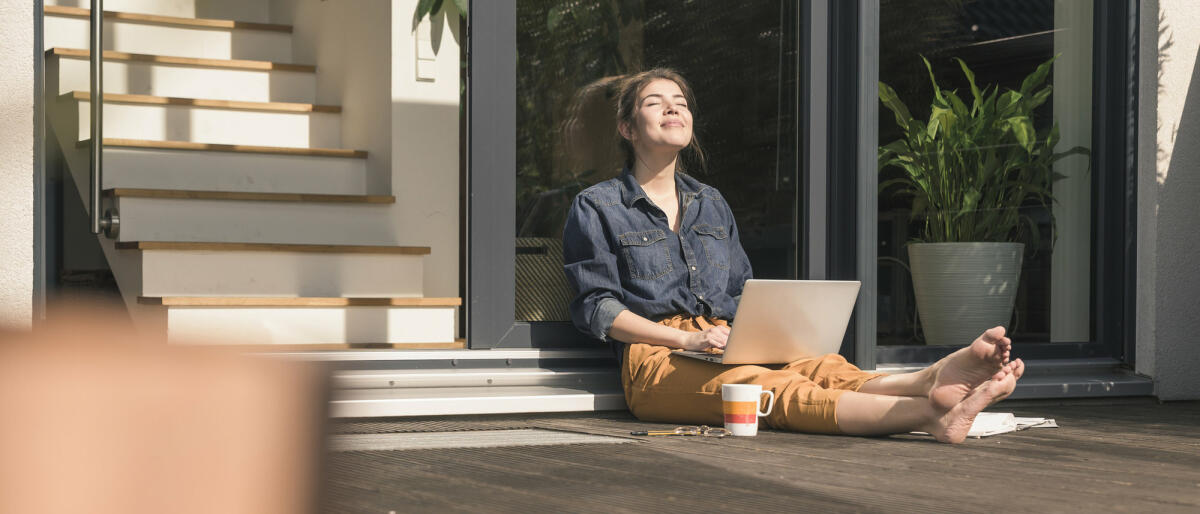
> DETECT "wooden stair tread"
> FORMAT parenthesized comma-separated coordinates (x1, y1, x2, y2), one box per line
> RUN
(44, 5, 294, 33)
(68, 91, 341, 113)
(116, 241, 432, 255)
(104, 188, 393, 204)
(48, 48, 315, 73)
(139, 297, 462, 307)
(79, 138, 367, 158)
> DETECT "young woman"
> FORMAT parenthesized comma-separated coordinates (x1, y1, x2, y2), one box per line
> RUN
(562, 68, 1025, 443)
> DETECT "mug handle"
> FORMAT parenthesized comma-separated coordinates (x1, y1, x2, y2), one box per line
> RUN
(757, 390, 775, 417)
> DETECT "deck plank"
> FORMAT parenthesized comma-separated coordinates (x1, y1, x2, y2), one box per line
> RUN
(324, 399, 1200, 512)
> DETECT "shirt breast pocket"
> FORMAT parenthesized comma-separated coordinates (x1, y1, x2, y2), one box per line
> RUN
(692, 224, 730, 270)
(617, 229, 674, 280)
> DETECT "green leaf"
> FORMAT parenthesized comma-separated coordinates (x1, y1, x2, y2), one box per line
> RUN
(416, 0, 436, 21)
(922, 56, 946, 104)
(454, 0, 468, 16)
(879, 82, 914, 130)
(996, 91, 1023, 114)
(1019, 55, 1058, 96)
(547, 5, 564, 31)
(956, 58, 984, 115)
(1029, 86, 1053, 110)
(1007, 116, 1034, 153)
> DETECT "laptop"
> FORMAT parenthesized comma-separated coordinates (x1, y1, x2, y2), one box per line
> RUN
(676, 280, 861, 365)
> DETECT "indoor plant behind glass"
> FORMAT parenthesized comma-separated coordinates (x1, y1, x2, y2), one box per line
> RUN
(878, 55, 1089, 346)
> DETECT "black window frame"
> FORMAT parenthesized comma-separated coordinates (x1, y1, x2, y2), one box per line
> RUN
(844, 0, 1141, 365)
(466, 0, 1139, 363)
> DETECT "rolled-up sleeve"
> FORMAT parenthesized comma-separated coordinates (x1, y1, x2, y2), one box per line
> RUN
(562, 194, 628, 341)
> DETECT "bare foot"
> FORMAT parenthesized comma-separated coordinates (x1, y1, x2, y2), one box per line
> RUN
(977, 358, 1024, 406)
(925, 371, 1019, 444)
(928, 327, 1012, 410)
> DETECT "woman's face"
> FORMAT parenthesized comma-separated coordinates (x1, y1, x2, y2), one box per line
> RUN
(622, 78, 693, 157)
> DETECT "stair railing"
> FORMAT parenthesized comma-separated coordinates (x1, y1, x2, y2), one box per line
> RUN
(90, 0, 118, 238)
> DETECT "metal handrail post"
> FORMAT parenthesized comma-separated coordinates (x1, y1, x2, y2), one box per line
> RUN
(89, 0, 103, 234)
(88, 0, 116, 237)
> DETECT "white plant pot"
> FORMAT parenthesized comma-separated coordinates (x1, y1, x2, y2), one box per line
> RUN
(908, 242, 1024, 346)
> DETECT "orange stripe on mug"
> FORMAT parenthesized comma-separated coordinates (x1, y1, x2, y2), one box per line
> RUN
(724, 414, 758, 424)
(723, 401, 758, 415)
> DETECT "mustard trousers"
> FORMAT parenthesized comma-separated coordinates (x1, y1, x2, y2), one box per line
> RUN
(621, 315, 887, 434)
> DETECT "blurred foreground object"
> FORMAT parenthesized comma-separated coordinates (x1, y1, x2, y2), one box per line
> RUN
(0, 302, 329, 514)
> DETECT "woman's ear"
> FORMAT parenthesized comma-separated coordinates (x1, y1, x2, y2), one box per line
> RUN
(617, 121, 634, 142)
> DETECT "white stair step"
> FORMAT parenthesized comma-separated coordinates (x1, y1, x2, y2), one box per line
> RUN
(48, 48, 316, 103)
(46, 0, 270, 24)
(123, 242, 430, 297)
(98, 145, 370, 195)
(44, 6, 292, 62)
(333, 368, 620, 389)
(330, 386, 628, 418)
(109, 189, 400, 245)
(141, 297, 460, 345)
(70, 94, 342, 148)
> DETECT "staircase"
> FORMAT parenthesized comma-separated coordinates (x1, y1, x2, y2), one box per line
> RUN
(42, 0, 626, 417)
(44, 1, 457, 347)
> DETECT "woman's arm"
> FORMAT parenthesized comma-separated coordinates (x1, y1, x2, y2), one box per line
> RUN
(609, 309, 728, 351)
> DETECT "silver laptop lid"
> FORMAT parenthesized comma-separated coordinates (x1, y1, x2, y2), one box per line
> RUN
(719, 280, 861, 365)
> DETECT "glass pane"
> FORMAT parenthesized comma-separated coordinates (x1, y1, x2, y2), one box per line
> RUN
(514, 0, 802, 322)
(876, 0, 1094, 346)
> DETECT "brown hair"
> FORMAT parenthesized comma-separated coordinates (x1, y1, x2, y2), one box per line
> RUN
(615, 68, 707, 174)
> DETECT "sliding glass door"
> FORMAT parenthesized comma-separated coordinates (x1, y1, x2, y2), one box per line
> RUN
(469, 0, 1136, 366)
(470, 0, 803, 348)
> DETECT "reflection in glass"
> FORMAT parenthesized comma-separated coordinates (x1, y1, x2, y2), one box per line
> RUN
(515, 0, 801, 322)
(876, 0, 1094, 345)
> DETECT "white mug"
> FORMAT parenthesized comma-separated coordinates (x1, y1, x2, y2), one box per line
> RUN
(720, 384, 775, 436)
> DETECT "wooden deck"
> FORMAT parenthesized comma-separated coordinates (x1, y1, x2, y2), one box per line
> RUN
(324, 398, 1200, 513)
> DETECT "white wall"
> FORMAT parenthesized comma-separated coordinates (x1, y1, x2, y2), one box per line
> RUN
(389, 0, 461, 299)
(270, 0, 461, 301)
(1138, 0, 1200, 401)
(0, 0, 35, 329)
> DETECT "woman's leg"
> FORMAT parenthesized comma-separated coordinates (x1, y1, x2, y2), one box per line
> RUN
(855, 326, 1014, 402)
(855, 368, 935, 397)
(837, 362, 1020, 443)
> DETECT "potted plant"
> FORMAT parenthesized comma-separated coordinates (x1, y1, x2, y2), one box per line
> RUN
(878, 56, 1089, 345)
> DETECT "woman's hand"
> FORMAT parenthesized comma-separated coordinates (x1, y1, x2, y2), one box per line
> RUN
(678, 325, 730, 352)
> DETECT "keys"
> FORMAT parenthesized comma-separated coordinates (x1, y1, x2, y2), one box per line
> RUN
(630, 425, 731, 438)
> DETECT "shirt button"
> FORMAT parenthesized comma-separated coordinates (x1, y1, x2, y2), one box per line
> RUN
(697, 294, 704, 299)
(690, 266, 696, 271)
(642, 237, 648, 241)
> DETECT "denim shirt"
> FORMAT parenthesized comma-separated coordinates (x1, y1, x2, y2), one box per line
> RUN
(562, 170, 753, 346)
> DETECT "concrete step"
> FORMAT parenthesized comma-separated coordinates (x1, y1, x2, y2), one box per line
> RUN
(330, 385, 628, 418)
(44, 6, 292, 62)
(69, 93, 342, 149)
(333, 367, 620, 389)
(270, 348, 618, 369)
(48, 48, 316, 103)
(1008, 371, 1154, 400)
(291, 349, 626, 417)
(46, 0, 271, 24)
